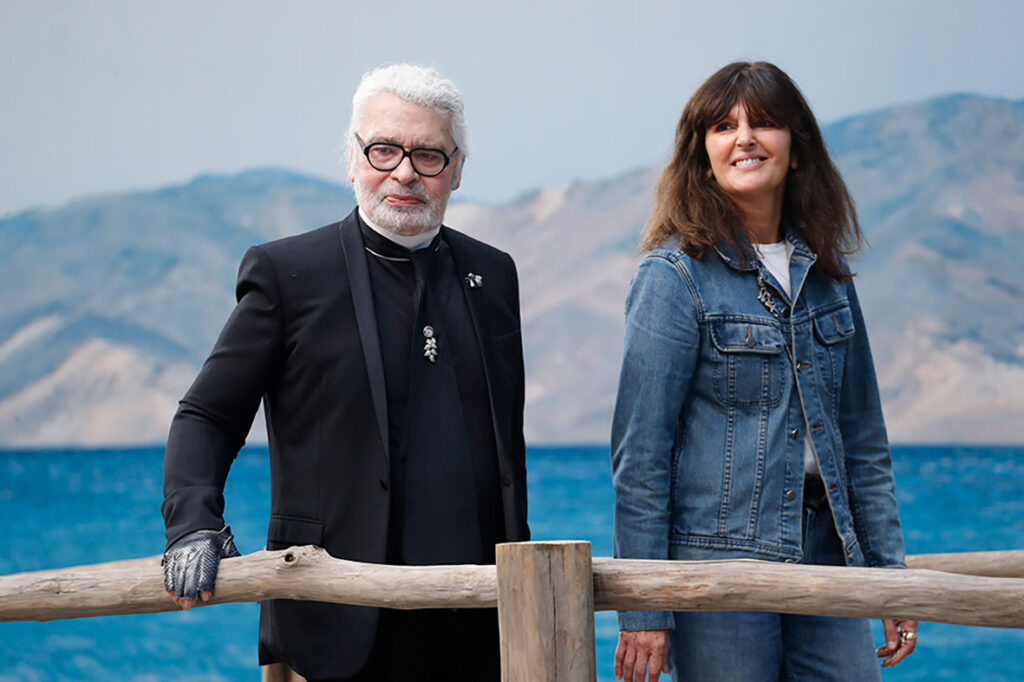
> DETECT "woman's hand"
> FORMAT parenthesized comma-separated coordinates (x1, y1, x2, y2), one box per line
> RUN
(876, 618, 918, 667)
(615, 628, 671, 682)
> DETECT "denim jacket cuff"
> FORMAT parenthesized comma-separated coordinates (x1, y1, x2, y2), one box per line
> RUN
(618, 610, 675, 632)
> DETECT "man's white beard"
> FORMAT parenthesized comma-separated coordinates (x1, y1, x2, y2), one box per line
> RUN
(354, 177, 449, 237)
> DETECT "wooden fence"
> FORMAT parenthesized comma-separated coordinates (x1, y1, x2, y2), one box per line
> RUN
(2, 542, 1023, 681)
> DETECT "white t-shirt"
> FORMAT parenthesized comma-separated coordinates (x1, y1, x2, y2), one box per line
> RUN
(752, 240, 794, 295)
(752, 241, 821, 478)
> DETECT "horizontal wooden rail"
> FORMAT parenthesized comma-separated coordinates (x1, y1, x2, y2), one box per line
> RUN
(2, 546, 1023, 627)
(0, 546, 495, 622)
(591, 558, 1024, 627)
(907, 550, 1024, 577)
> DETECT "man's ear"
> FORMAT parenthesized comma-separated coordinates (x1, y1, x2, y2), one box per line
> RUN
(451, 155, 465, 191)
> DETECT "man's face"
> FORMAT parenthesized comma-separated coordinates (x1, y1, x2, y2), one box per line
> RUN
(348, 91, 462, 237)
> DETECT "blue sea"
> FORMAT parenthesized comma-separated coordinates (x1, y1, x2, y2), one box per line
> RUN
(1, 445, 1022, 681)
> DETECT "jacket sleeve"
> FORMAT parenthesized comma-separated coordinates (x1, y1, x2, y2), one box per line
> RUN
(837, 280, 906, 568)
(611, 255, 701, 631)
(161, 245, 284, 548)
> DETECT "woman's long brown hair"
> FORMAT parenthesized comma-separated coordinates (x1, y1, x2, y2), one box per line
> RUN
(641, 61, 862, 281)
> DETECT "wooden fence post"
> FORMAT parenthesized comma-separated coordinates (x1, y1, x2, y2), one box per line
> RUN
(496, 541, 596, 682)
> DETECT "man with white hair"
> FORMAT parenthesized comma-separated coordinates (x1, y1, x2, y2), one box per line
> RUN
(160, 63, 528, 680)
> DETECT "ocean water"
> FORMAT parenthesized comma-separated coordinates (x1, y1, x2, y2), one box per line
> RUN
(0, 445, 1022, 681)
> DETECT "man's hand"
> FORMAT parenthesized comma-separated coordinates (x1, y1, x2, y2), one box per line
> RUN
(877, 618, 918, 667)
(615, 628, 670, 682)
(162, 525, 241, 610)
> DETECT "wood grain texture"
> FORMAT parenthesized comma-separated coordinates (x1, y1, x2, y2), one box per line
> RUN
(0, 545, 496, 623)
(2, 546, 1023, 628)
(907, 550, 1024, 577)
(496, 541, 596, 682)
(591, 557, 1024, 627)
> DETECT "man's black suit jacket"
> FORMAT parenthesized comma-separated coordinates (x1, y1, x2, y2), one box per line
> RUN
(162, 209, 529, 679)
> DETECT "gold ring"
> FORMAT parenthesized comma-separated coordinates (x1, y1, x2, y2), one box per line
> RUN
(900, 631, 917, 643)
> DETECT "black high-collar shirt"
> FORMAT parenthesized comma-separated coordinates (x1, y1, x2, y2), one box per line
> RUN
(357, 216, 503, 564)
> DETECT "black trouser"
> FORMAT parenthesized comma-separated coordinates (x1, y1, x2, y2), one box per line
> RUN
(309, 607, 501, 682)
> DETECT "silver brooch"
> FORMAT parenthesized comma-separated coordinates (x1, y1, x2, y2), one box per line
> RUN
(464, 272, 484, 289)
(422, 325, 438, 363)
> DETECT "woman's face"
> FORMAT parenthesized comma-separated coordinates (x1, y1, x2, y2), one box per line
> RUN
(704, 102, 795, 212)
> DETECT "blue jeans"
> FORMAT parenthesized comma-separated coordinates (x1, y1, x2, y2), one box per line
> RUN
(668, 505, 882, 681)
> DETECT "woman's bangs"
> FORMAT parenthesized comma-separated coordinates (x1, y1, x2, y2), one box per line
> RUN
(734, 73, 794, 128)
(698, 69, 794, 130)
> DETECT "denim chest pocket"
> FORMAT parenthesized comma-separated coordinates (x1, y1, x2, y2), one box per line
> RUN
(709, 320, 786, 407)
(812, 305, 855, 395)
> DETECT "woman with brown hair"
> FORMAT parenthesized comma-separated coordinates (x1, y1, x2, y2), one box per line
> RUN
(610, 61, 917, 681)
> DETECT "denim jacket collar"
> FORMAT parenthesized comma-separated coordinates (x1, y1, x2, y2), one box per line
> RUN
(711, 223, 819, 306)
(712, 221, 818, 273)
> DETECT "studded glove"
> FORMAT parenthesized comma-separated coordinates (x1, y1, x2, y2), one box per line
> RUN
(162, 525, 241, 600)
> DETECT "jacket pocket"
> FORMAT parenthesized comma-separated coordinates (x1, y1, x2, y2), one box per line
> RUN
(812, 305, 855, 396)
(710, 320, 786, 407)
(813, 305, 855, 344)
(267, 515, 324, 550)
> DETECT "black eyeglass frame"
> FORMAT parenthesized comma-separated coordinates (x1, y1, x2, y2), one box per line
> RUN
(354, 132, 459, 177)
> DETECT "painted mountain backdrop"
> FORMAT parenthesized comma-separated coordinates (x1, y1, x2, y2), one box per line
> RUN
(1, 94, 1022, 446)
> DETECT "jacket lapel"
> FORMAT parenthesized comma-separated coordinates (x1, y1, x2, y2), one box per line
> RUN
(443, 228, 509, 454)
(337, 211, 390, 460)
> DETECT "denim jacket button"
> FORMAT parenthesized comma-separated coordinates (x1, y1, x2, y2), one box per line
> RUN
(784, 489, 796, 501)
(789, 428, 800, 439)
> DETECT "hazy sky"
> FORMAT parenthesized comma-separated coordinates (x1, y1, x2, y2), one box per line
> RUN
(2, 0, 1022, 217)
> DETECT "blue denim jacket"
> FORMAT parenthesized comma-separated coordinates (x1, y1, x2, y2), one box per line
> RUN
(611, 232, 906, 631)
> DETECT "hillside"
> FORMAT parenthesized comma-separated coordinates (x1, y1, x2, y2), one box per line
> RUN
(1, 95, 1022, 445)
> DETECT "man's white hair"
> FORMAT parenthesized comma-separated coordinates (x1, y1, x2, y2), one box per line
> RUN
(346, 63, 468, 166)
